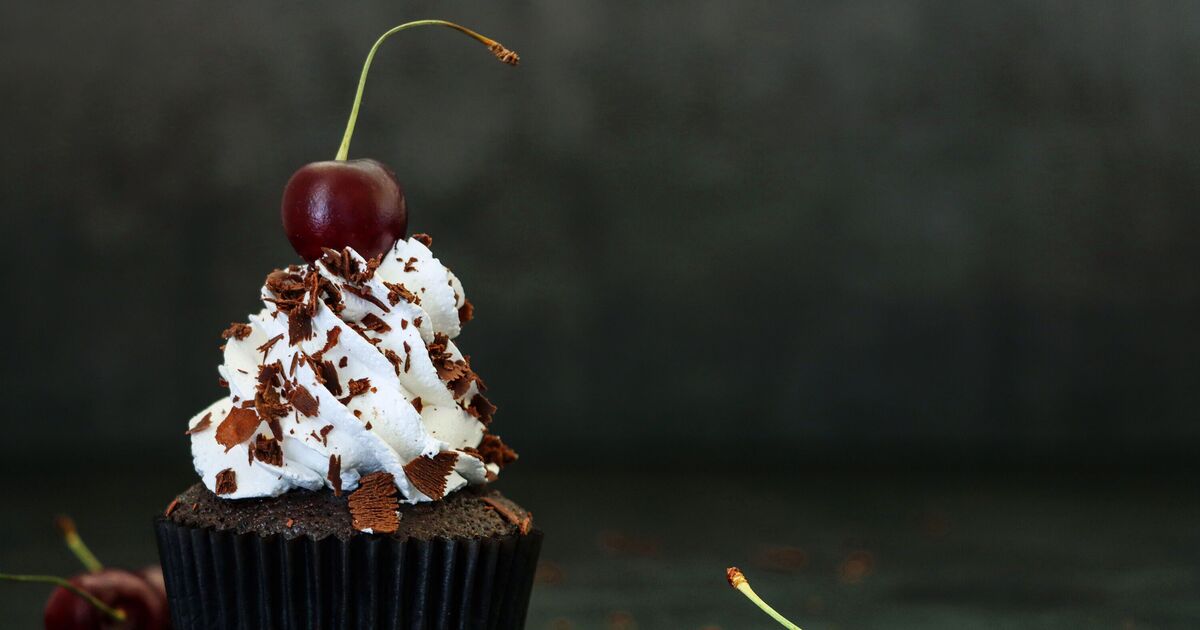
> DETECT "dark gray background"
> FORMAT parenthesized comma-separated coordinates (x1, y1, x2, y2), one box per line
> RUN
(2, 2, 1199, 627)
(4, 0, 1199, 471)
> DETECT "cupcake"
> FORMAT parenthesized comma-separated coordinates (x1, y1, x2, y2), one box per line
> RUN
(154, 21, 537, 629)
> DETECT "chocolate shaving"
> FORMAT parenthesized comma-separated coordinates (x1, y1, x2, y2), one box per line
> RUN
(314, 359, 342, 396)
(319, 247, 379, 284)
(253, 433, 283, 466)
(480, 496, 532, 534)
(328, 454, 343, 496)
(383, 281, 421, 306)
(221, 322, 253, 341)
(413, 233, 433, 247)
(313, 327, 341, 360)
(458, 299, 475, 325)
(215, 406, 261, 451)
(256, 333, 284, 358)
(263, 267, 320, 345)
(384, 349, 403, 375)
(338, 378, 371, 406)
(403, 257, 418, 273)
(318, 424, 334, 446)
(426, 333, 483, 398)
(414, 316, 423, 328)
(400, 320, 409, 330)
(342, 283, 391, 312)
(215, 469, 237, 495)
(185, 412, 213, 435)
(476, 433, 518, 467)
(467, 393, 497, 425)
(402, 451, 459, 499)
(339, 356, 348, 367)
(411, 397, 423, 413)
(348, 472, 400, 533)
(287, 384, 320, 417)
(361, 313, 392, 333)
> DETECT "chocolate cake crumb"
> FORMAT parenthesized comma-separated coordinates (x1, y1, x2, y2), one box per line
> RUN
(348, 472, 400, 533)
(185, 412, 212, 435)
(403, 452, 458, 499)
(215, 469, 237, 495)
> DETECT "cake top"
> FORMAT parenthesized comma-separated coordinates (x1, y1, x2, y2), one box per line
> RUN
(185, 236, 516, 524)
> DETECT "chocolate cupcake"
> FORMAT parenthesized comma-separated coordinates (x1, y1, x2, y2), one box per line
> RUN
(156, 235, 540, 629)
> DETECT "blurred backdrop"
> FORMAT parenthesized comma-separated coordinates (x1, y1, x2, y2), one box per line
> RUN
(2, 1, 1199, 628)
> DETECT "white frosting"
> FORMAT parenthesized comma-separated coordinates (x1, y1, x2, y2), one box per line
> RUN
(187, 237, 501, 504)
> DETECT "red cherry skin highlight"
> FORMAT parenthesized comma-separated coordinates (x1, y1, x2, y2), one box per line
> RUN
(281, 159, 408, 263)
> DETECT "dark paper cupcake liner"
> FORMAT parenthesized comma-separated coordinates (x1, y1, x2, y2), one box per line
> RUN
(154, 518, 542, 630)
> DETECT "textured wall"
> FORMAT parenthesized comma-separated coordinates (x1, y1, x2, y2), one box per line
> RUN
(2, 1, 1198, 472)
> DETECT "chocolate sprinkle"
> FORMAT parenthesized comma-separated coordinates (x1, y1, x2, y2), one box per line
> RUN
(348, 472, 400, 533)
(214, 469, 237, 495)
(403, 451, 459, 499)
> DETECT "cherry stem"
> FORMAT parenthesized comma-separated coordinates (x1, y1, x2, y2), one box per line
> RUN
(726, 567, 802, 630)
(0, 573, 127, 622)
(335, 19, 520, 161)
(55, 516, 103, 574)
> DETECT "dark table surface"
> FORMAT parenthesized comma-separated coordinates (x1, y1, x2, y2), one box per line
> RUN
(2, 466, 1196, 629)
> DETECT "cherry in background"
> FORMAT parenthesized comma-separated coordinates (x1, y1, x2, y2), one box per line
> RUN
(44, 569, 168, 630)
(0, 517, 170, 630)
(280, 20, 518, 263)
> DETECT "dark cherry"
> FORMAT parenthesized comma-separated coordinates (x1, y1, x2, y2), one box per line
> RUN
(44, 569, 169, 630)
(281, 159, 407, 263)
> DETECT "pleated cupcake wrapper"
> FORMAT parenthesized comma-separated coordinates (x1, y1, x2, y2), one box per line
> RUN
(155, 518, 542, 630)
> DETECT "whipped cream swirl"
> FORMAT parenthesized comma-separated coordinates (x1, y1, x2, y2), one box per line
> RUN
(186, 236, 515, 503)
